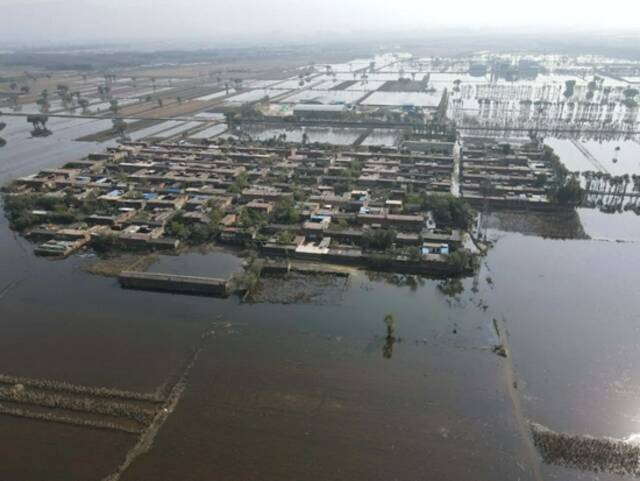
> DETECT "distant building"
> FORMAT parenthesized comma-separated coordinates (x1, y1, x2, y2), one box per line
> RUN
(293, 104, 349, 119)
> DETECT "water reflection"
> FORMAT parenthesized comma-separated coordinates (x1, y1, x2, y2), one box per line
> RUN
(364, 271, 426, 291)
(451, 72, 640, 139)
(382, 313, 397, 359)
(382, 336, 395, 359)
(437, 277, 465, 298)
(0, 120, 6, 147)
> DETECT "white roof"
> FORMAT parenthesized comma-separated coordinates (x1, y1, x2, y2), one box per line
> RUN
(293, 104, 348, 112)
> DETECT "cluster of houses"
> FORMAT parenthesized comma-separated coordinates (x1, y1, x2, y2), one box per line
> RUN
(7, 141, 469, 271)
(460, 139, 556, 210)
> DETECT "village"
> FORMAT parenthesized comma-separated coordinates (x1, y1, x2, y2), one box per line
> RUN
(3, 17, 640, 480)
(2, 118, 580, 293)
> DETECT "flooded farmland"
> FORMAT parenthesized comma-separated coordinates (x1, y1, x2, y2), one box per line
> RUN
(3, 52, 640, 481)
(0, 123, 639, 481)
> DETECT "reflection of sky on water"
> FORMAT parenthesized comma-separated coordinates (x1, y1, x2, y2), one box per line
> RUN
(545, 138, 640, 176)
(241, 125, 367, 145)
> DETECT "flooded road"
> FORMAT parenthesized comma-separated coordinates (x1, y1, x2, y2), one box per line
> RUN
(2, 114, 640, 480)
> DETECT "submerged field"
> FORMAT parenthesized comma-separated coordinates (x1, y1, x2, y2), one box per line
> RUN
(3, 52, 640, 480)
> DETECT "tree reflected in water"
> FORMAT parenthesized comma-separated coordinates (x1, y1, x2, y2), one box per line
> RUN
(366, 272, 426, 291)
(382, 313, 397, 359)
(437, 277, 465, 298)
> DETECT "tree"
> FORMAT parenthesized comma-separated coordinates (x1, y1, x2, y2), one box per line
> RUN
(362, 229, 396, 250)
(78, 98, 89, 113)
(109, 99, 119, 114)
(448, 250, 473, 271)
(534, 172, 548, 188)
(271, 197, 299, 224)
(548, 174, 584, 205)
(277, 230, 295, 244)
(20, 85, 30, 94)
(166, 217, 190, 240)
(36, 89, 50, 112)
(228, 171, 248, 194)
(422, 194, 472, 229)
(112, 118, 127, 141)
(238, 207, 267, 229)
(27, 115, 50, 136)
(563, 80, 576, 99)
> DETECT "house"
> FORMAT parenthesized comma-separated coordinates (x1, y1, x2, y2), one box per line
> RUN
(246, 200, 274, 215)
(402, 140, 455, 155)
(385, 199, 403, 213)
(422, 242, 449, 255)
(219, 227, 255, 245)
(303, 213, 332, 240)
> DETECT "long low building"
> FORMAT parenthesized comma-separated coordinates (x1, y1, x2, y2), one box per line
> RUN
(356, 213, 425, 232)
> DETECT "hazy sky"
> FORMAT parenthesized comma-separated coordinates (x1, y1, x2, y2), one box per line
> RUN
(1, 0, 639, 46)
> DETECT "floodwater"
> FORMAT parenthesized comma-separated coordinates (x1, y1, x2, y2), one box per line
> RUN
(3, 114, 640, 480)
(127, 120, 183, 141)
(362, 91, 442, 107)
(241, 125, 368, 145)
(0, 116, 115, 180)
(153, 120, 202, 139)
(189, 122, 228, 139)
(361, 128, 401, 147)
(546, 138, 640, 176)
(578, 208, 640, 242)
(147, 249, 245, 278)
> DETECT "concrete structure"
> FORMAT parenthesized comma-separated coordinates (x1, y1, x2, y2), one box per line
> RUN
(118, 271, 230, 297)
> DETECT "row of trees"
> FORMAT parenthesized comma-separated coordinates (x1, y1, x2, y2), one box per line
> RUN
(3, 193, 73, 230)
(579, 171, 640, 212)
(32, 86, 93, 114)
(543, 149, 640, 209)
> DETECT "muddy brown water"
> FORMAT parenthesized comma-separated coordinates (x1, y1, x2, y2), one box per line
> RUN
(2, 115, 640, 480)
